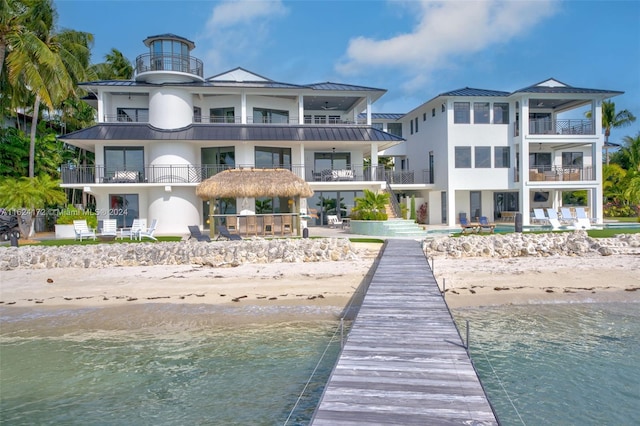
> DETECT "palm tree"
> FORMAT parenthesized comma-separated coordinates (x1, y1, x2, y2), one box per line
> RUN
(588, 101, 637, 164)
(92, 48, 133, 80)
(4, 0, 95, 177)
(0, 174, 66, 237)
(617, 133, 640, 172)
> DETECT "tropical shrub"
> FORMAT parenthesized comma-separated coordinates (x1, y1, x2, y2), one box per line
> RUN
(351, 189, 389, 221)
(56, 206, 98, 228)
(417, 203, 428, 224)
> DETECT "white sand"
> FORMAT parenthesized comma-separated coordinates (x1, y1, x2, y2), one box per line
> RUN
(2, 243, 639, 312)
(431, 255, 640, 308)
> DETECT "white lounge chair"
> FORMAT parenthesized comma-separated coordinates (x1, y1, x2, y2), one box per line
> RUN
(546, 209, 575, 230)
(73, 220, 96, 241)
(100, 219, 118, 237)
(327, 215, 343, 228)
(574, 207, 592, 230)
(136, 219, 158, 241)
(533, 208, 549, 224)
(119, 218, 146, 240)
(560, 207, 577, 226)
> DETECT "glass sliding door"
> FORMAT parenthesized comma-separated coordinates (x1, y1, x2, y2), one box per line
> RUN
(201, 146, 235, 178)
(255, 147, 291, 169)
(109, 194, 139, 228)
(104, 147, 144, 182)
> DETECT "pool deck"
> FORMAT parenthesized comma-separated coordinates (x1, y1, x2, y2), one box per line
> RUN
(310, 239, 499, 425)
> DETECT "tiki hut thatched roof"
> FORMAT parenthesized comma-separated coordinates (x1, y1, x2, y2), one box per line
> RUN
(196, 168, 314, 199)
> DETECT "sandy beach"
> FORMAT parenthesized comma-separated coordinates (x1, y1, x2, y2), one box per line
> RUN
(432, 254, 640, 308)
(1, 243, 639, 315)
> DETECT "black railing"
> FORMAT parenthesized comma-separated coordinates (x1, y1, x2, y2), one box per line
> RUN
(529, 119, 594, 135)
(61, 164, 437, 185)
(192, 115, 368, 125)
(135, 53, 203, 78)
(528, 165, 594, 181)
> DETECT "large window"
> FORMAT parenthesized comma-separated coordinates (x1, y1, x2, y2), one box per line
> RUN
(562, 152, 583, 168)
(201, 147, 235, 178)
(105, 147, 144, 181)
(455, 146, 472, 168)
(529, 152, 552, 172)
(474, 102, 490, 124)
(494, 147, 510, 168)
(387, 123, 402, 137)
(454, 102, 470, 124)
(314, 151, 351, 172)
(255, 147, 291, 168)
(475, 146, 491, 168)
(493, 103, 509, 124)
(254, 108, 289, 124)
(117, 108, 148, 122)
(210, 107, 235, 123)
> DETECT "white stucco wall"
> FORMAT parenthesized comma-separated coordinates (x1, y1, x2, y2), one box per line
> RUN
(149, 88, 193, 129)
(148, 187, 200, 235)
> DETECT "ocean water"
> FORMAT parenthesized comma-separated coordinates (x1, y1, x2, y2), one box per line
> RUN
(2, 302, 638, 426)
(453, 302, 640, 426)
(0, 304, 345, 425)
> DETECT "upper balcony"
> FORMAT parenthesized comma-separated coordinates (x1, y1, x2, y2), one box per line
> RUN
(135, 53, 203, 79)
(102, 113, 370, 125)
(60, 164, 434, 186)
(514, 118, 594, 137)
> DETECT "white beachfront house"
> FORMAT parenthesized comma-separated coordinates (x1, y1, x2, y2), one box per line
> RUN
(59, 34, 404, 235)
(379, 79, 623, 227)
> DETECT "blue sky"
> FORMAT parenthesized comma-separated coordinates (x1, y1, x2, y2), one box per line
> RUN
(55, 0, 640, 144)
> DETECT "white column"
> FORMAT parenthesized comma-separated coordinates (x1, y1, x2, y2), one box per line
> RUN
(366, 95, 372, 125)
(241, 91, 247, 124)
(298, 95, 304, 124)
(520, 98, 531, 225)
(370, 142, 379, 182)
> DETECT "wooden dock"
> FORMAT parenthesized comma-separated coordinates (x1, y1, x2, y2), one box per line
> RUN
(311, 239, 499, 425)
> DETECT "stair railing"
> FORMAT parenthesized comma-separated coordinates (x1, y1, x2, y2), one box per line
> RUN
(384, 175, 402, 219)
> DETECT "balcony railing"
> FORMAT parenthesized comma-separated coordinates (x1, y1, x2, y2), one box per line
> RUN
(528, 165, 594, 181)
(60, 164, 435, 185)
(529, 119, 594, 135)
(135, 53, 203, 78)
(193, 115, 368, 125)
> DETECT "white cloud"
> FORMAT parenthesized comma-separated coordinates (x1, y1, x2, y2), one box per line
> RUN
(199, 0, 288, 72)
(336, 0, 559, 90)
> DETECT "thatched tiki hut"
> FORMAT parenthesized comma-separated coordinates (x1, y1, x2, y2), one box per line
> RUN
(196, 168, 314, 237)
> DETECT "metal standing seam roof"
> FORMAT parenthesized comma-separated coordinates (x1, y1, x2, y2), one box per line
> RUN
(438, 87, 510, 97)
(79, 79, 386, 93)
(512, 85, 624, 95)
(59, 123, 405, 142)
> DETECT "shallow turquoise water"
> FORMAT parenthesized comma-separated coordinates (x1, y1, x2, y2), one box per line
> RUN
(453, 302, 640, 426)
(2, 302, 638, 425)
(0, 305, 343, 425)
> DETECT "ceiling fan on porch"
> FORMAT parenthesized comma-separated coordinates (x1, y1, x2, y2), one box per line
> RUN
(321, 102, 338, 110)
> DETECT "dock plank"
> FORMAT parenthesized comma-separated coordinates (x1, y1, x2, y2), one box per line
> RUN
(311, 239, 498, 425)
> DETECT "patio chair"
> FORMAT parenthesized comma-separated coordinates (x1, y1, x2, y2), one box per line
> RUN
(459, 216, 479, 234)
(99, 219, 118, 237)
(246, 215, 258, 236)
(73, 220, 96, 241)
(532, 208, 549, 224)
(137, 219, 158, 241)
(217, 225, 242, 241)
(574, 207, 592, 230)
(119, 218, 146, 240)
(546, 209, 575, 230)
(263, 215, 275, 236)
(282, 215, 293, 235)
(188, 225, 211, 242)
(560, 207, 577, 226)
(478, 216, 496, 233)
(327, 215, 343, 228)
